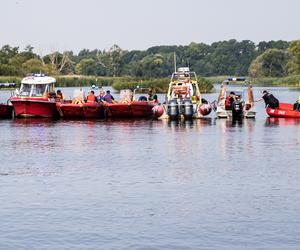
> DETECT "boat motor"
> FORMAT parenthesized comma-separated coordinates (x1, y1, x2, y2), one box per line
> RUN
(167, 99, 179, 120)
(183, 99, 193, 119)
(231, 99, 243, 121)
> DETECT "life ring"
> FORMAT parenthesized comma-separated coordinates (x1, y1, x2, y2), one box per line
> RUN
(173, 85, 187, 95)
(121, 100, 129, 104)
(72, 99, 83, 105)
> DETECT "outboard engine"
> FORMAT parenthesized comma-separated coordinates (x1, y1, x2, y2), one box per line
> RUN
(231, 100, 243, 121)
(167, 99, 179, 120)
(183, 99, 193, 120)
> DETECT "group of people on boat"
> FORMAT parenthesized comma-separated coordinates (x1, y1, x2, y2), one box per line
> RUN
(86, 90, 115, 103)
(79, 88, 159, 104)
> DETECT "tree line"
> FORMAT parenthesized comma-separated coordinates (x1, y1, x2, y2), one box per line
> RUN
(0, 39, 299, 78)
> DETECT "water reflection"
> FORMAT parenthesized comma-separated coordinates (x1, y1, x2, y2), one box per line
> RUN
(12, 117, 58, 127)
(265, 117, 300, 127)
(164, 118, 214, 131)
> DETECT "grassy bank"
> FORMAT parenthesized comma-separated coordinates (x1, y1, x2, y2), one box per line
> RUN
(0, 75, 214, 93)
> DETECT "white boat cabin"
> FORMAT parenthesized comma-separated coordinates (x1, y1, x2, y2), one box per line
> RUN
(17, 74, 56, 97)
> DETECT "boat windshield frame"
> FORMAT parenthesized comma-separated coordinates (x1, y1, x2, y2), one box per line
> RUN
(18, 83, 55, 97)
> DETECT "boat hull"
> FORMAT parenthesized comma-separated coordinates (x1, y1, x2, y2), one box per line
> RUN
(266, 103, 300, 118)
(130, 101, 155, 117)
(10, 98, 59, 118)
(216, 107, 256, 118)
(0, 104, 13, 118)
(105, 101, 155, 118)
(57, 102, 104, 119)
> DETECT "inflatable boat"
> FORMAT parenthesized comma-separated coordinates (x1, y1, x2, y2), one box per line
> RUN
(266, 103, 300, 118)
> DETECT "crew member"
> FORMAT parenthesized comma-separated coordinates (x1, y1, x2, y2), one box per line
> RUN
(86, 90, 98, 103)
(293, 96, 300, 111)
(257, 90, 279, 109)
(56, 89, 64, 100)
(103, 90, 115, 103)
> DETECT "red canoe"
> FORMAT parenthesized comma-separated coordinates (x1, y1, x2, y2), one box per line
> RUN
(0, 104, 13, 118)
(105, 101, 156, 118)
(266, 103, 300, 118)
(57, 102, 105, 119)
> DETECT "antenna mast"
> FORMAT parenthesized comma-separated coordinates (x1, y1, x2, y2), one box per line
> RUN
(174, 52, 177, 72)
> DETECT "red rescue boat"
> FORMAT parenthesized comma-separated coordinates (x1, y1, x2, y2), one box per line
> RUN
(10, 74, 59, 118)
(0, 103, 13, 118)
(266, 103, 300, 118)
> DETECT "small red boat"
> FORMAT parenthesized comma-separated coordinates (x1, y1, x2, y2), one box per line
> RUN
(57, 101, 104, 119)
(0, 104, 13, 118)
(266, 103, 300, 118)
(10, 74, 59, 118)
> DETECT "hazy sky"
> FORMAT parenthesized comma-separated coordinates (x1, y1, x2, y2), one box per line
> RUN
(0, 0, 299, 54)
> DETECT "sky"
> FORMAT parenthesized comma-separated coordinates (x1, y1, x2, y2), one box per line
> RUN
(0, 0, 299, 54)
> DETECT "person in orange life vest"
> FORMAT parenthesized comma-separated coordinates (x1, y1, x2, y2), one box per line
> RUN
(86, 90, 98, 103)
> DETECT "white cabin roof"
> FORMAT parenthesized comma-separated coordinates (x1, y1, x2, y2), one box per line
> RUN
(21, 74, 56, 85)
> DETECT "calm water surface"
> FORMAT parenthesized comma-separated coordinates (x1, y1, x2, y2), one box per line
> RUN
(0, 86, 300, 249)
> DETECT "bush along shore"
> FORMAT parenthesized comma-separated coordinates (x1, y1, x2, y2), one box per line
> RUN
(0, 75, 214, 93)
(1, 74, 300, 92)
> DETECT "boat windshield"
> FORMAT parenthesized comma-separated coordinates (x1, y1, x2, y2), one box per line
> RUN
(19, 84, 31, 96)
(31, 84, 48, 97)
(19, 84, 50, 97)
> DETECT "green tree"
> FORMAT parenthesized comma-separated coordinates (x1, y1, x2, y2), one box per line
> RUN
(75, 58, 96, 75)
(249, 49, 289, 77)
(22, 58, 44, 73)
(287, 40, 300, 75)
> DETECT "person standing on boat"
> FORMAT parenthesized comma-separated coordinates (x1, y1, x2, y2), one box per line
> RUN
(86, 90, 98, 103)
(257, 90, 279, 109)
(103, 90, 115, 103)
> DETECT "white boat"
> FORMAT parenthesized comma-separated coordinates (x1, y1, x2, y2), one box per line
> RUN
(161, 67, 212, 120)
(214, 77, 256, 119)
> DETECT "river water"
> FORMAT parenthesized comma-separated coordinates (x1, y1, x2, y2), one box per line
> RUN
(0, 86, 300, 250)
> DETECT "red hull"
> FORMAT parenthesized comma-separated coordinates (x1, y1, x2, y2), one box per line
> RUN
(57, 102, 104, 119)
(10, 97, 59, 118)
(0, 104, 13, 118)
(105, 101, 155, 118)
(131, 102, 155, 117)
(266, 103, 300, 118)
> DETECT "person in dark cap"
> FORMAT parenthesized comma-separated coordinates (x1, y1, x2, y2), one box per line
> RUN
(103, 90, 115, 103)
(258, 90, 279, 109)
